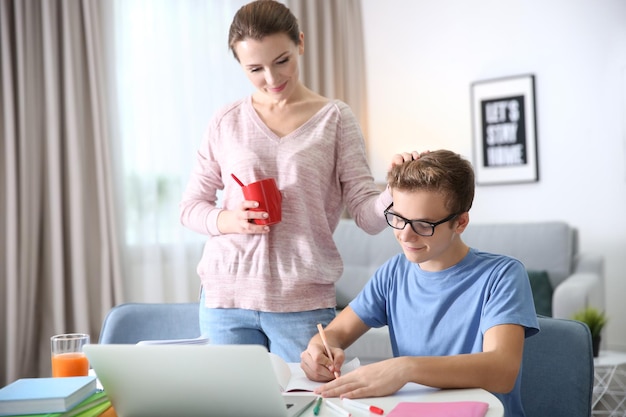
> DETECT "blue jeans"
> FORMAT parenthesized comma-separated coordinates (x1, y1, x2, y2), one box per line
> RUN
(199, 290, 336, 362)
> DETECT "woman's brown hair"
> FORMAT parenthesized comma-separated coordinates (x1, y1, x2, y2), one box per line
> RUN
(228, 0, 300, 61)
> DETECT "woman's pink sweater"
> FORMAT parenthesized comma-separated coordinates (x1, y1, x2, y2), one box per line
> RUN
(180, 97, 391, 312)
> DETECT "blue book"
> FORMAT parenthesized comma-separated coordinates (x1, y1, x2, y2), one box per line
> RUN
(0, 376, 97, 416)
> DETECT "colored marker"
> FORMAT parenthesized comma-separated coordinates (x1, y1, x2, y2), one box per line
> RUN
(313, 396, 323, 416)
(325, 399, 351, 417)
(317, 323, 340, 379)
(342, 398, 384, 415)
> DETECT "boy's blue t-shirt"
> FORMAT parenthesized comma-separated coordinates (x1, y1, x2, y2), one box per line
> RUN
(349, 248, 540, 417)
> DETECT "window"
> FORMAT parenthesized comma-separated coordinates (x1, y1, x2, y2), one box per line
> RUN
(110, 0, 251, 301)
(112, 0, 252, 246)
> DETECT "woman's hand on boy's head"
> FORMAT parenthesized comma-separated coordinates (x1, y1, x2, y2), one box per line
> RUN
(388, 151, 427, 171)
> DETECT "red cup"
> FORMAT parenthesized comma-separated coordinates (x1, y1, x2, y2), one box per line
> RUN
(241, 178, 282, 225)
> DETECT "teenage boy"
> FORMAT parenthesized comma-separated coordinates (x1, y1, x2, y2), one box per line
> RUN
(300, 150, 539, 417)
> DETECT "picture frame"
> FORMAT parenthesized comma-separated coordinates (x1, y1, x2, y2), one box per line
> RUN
(471, 74, 539, 185)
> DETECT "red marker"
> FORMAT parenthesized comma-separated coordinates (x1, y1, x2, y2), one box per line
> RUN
(342, 398, 384, 415)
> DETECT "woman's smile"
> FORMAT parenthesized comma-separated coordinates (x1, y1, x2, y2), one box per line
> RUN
(268, 82, 287, 93)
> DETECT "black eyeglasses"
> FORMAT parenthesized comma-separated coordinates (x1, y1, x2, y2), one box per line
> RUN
(384, 203, 459, 237)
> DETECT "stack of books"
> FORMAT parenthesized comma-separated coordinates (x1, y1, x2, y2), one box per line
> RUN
(0, 376, 111, 417)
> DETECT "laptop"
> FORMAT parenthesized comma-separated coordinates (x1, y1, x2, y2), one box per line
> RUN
(83, 344, 315, 417)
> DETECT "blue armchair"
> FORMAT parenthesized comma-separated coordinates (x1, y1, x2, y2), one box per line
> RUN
(521, 316, 594, 417)
(98, 302, 200, 344)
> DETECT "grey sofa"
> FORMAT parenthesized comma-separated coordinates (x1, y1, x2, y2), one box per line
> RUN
(333, 219, 605, 363)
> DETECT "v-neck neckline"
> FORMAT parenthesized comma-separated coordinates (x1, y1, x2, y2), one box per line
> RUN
(246, 96, 334, 141)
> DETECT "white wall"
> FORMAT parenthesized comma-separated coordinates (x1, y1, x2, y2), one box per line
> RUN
(361, 0, 626, 350)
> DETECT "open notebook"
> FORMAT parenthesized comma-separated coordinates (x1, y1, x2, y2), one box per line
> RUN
(269, 353, 360, 392)
(84, 344, 315, 417)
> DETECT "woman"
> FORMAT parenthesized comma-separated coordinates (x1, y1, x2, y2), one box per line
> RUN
(180, 0, 405, 361)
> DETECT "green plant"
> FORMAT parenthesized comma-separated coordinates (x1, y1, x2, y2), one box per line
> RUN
(572, 307, 608, 339)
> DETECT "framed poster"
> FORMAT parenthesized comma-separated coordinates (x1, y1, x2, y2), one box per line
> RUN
(471, 74, 538, 185)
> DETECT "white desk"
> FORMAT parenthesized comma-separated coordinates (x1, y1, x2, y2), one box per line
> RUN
(89, 365, 504, 417)
(286, 383, 504, 417)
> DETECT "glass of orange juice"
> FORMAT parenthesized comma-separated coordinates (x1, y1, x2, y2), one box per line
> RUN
(50, 333, 90, 377)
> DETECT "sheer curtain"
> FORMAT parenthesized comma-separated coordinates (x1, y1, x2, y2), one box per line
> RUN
(113, 0, 367, 303)
(111, 0, 252, 303)
(287, 0, 369, 140)
(1, 0, 123, 385)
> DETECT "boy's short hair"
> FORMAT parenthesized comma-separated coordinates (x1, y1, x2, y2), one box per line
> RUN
(387, 150, 475, 214)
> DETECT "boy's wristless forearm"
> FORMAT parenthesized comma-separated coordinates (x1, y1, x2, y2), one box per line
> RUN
(395, 356, 421, 386)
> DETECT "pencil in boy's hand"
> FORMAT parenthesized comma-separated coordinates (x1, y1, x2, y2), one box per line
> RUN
(317, 323, 340, 379)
